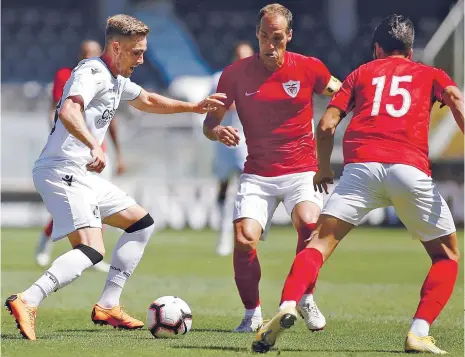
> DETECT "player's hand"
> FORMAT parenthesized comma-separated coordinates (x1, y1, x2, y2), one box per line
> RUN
(194, 93, 227, 114)
(313, 168, 334, 194)
(86, 146, 106, 173)
(215, 125, 240, 147)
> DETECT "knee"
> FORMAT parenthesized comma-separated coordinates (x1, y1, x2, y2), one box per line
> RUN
(431, 247, 460, 264)
(234, 222, 260, 251)
(125, 213, 155, 240)
(292, 206, 320, 230)
(74, 244, 104, 264)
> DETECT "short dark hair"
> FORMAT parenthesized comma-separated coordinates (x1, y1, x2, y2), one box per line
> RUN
(372, 14, 414, 56)
(258, 3, 293, 33)
(105, 14, 150, 43)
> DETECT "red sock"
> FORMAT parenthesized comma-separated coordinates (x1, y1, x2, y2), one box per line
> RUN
(234, 249, 261, 309)
(414, 258, 458, 324)
(280, 248, 323, 304)
(44, 220, 54, 238)
(296, 223, 317, 294)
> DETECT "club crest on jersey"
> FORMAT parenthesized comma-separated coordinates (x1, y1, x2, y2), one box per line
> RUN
(282, 80, 300, 98)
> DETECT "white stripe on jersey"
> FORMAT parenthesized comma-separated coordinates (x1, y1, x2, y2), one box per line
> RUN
(35, 57, 141, 169)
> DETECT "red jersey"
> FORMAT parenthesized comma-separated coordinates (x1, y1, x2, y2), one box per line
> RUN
(52, 67, 107, 152)
(330, 57, 456, 176)
(217, 51, 331, 177)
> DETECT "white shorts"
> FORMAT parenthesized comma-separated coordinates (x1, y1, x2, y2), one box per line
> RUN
(322, 163, 456, 241)
(33, 164, 136, 241)
(233, 171, 323, 240)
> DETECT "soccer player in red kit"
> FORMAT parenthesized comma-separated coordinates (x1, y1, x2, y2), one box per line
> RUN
(203, 3, 341, 333)
(254, 14, 464, 354)
(35, 40, 126, 272)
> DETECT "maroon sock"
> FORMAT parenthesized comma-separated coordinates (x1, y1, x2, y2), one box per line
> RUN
(44, 220, 54, 238)
(280, 248, 323, 304)
(296, 223, 317, 294)
(233, 249, 261, 309)
(414, 258, 458, 324)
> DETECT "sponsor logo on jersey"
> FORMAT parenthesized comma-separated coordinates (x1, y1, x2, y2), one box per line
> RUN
(282, 80, 300, 98)
(96, 108, 116, 129)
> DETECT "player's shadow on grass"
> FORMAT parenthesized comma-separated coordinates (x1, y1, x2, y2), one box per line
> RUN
(57, 329, 108, 333)
(172, 346, 249, 352)
(1, 333, 52, 340)
(172, 345, 308, 352)
(191, 328, 233, 333)
(172, 345, 404, 354)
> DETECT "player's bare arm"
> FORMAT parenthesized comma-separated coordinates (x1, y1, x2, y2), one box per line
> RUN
(129, 89, 226, 115)
(321, 76, 342, 96)
(442, 86, 464, 133)
(203, 107, 241, 147)
(59, 96, 105, 173)
(314, 106, 344, 194)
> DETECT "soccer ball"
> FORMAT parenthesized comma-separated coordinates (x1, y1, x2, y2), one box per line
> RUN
(147, 296, 192, 338)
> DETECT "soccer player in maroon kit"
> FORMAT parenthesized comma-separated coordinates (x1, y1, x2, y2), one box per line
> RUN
(203, 3, 341, 332)
(254, 14, 463, 354)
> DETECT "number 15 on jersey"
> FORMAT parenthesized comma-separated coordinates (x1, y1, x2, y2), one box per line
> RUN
(371, 75, 412, 118)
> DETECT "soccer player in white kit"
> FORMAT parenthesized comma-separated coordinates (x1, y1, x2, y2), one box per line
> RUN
(5, 14, 226, 341)
(212, 42, 253, 256)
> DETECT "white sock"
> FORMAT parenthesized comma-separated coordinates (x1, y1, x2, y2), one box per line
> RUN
(22, 249, 94, 307)
(409, 318, 430, 337)
(245, 305, 262, 318)
(97, 223, 154, 308)
(299, 293, 314, 305)
(279, 300, 297, 311)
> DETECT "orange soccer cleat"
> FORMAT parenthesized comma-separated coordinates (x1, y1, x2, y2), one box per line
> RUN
(5, 294, 37, 340)
(91, 304, 144, 329)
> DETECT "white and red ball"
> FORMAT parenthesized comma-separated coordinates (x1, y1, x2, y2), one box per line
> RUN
(147, 296, 192, 338)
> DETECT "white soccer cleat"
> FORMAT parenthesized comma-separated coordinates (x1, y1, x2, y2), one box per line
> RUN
(35, 233, 52, 267)
(233, 315, 263, 333)
(297, 298, 326, 331)
(92, 261, 111, 273)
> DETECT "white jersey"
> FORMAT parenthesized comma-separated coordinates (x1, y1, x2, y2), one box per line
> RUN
(35, 57, 141, 169)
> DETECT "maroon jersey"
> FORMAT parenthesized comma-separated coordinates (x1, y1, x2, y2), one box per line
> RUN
(330, 57, 456, 176)
(217, 51, 331, 177)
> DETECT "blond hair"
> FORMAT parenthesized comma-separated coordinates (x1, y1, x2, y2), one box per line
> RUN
(258, 3, 293, 32)
(105, 14, 150, 42)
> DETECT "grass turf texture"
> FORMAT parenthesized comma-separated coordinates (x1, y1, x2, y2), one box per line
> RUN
(1, 227, 463, 357)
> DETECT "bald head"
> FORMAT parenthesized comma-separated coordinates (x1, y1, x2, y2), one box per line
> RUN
(80, 40, 102, 60)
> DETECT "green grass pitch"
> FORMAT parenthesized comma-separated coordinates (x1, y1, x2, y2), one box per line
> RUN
(1, 227, 463, 357)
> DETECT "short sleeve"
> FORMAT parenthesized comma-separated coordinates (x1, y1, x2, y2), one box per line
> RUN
(432, 67, 456, 102)
(52, 68, 72, 103)
(307, 57, 332, 94)
(216, 65, 235, 109)
(121, 78, 142, 101)
(329, 69, 357, 114)
(62, 67, 100, 109)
